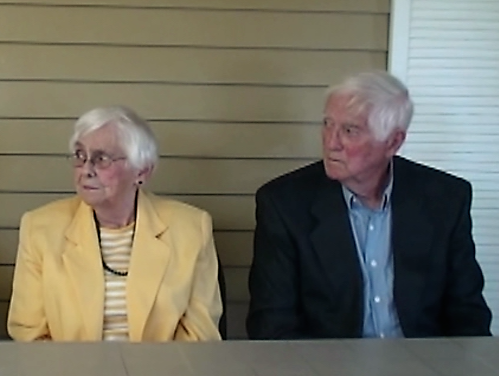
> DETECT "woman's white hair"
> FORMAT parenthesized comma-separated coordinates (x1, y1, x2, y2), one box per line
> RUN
(69, 106, 158, 171)
(325, 71, 414, 141)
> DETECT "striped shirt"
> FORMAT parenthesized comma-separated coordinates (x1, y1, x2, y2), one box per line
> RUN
(100, 222, 134, 341)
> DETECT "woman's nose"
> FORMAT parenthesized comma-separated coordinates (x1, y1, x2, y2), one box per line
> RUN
(81, 158, 97, 177)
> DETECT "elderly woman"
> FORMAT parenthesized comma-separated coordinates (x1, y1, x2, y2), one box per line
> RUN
(8, 106, 223, 341)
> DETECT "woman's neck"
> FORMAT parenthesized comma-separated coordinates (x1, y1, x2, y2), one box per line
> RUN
(94, 193, 137, 229)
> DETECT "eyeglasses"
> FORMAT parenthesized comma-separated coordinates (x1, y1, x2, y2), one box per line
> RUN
(69, 150, 127, 170)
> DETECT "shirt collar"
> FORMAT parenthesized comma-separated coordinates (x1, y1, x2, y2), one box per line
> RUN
(342, 161, 394, 211)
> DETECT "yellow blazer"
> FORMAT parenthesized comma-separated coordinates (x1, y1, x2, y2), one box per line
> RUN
(8, 190, 222, 342)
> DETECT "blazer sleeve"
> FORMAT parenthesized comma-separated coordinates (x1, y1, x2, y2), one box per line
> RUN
(246, 187, 306, 339)
(8, 212, 51, 341)
(174, 211, 222, 341)
(442, 181, 492, 336)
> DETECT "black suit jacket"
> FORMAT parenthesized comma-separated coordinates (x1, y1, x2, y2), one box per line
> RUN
(247, 156, 491, 339)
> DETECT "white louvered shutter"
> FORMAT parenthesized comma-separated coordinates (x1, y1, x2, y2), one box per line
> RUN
(389, 0, 499, 334)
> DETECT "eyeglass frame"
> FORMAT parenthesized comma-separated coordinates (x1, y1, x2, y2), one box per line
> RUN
(68, 150, 127, 170)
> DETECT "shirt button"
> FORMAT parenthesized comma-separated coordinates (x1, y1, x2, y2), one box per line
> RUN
(371, 260, 377, 267)
(369, 224, 374, 231)
(374, 296, 381, 303)
(380, 333, 385, 338)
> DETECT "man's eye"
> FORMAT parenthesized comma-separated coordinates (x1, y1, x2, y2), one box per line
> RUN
(96, 154, 110, 163)
(343, 125, 359, 135)
(323, 119, 333, 128)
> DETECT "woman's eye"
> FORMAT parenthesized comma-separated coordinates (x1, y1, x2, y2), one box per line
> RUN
(75, 150, 86, 159)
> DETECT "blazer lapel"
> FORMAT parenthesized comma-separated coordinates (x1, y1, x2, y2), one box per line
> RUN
(391, 158, 434, 332)
(126, 191, 170, 341)
(310, 176, 363, 298)
(62, 200, 105, 340)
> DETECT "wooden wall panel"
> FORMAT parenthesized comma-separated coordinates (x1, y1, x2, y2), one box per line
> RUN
(0, 7, 388, 50)
(0, 0, 390, 13)
(224, 267, 250, 302)
(226, 303, 248, 340)
(0, 0, 389, 339)
(0, 46, 386, 86)
(0, 193, 70, 227)
(0, 120, 323, 159)
(0, 266, 14, 300)
(215, 231, 253, 267)
(0, 230, 18, 264)
(0, 82, 325, 122)
(0, 302, 8, 339)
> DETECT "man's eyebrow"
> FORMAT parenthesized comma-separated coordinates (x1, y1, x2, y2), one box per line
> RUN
(343, 122, 361, 128)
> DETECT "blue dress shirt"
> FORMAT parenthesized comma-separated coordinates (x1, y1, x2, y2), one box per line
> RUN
(342, 175, 403, 338)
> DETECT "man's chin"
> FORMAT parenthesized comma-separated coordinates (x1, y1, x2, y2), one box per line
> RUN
(324, 169, 346, 182)
(323, 162, 345, 181)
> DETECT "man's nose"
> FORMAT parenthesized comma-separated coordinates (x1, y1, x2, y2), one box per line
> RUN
(323, 127, 342, 150)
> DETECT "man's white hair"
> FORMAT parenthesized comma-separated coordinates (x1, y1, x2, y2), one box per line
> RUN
(325, 71, 414, 141)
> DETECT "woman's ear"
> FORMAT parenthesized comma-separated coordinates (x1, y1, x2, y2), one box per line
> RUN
(136, 165, 153, 186)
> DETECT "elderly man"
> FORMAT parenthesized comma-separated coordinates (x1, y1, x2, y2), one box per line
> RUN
(246, 71, 491, 339)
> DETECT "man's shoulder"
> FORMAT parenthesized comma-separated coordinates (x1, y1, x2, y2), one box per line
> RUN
(394, 156, 471, 194)
(258, 161, 326, 198)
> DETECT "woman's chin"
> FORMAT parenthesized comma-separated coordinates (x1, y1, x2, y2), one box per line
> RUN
(78, 190, 104, 207)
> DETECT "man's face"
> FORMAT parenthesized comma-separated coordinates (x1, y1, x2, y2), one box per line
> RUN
(322, 94, 403, 189)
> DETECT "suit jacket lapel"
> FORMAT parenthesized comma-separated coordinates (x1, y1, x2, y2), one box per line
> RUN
(310, 176, 363, 298)
(391, 157, 434, 332)
(126, 191, 170, 341)
(62, 200, 104, 340)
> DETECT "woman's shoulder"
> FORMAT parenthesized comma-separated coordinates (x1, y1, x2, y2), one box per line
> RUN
(144, 192, 210, 222)
(23, 196, 82, 223)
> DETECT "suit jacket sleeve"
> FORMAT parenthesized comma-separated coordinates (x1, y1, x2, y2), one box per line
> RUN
(443, 181, 491, 336)
(247, 187, 306, 339)
(174, 211, 223, 341)
(8, 212, 51, 341)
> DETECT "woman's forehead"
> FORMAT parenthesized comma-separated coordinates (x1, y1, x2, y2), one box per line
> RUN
(76, 125, 123, 152)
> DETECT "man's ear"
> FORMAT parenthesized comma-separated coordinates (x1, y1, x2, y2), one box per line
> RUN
(386, 129, 406, 156)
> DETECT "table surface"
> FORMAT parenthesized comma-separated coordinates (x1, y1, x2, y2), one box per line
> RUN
(0, 337, 498, 376)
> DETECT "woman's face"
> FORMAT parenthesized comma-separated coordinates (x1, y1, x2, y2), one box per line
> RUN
(73, 124, 139, 211)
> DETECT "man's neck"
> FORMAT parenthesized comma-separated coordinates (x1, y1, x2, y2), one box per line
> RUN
(345, 163, 392, 210)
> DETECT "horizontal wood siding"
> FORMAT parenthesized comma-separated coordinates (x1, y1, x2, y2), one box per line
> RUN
(0, 0, 389, 339)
